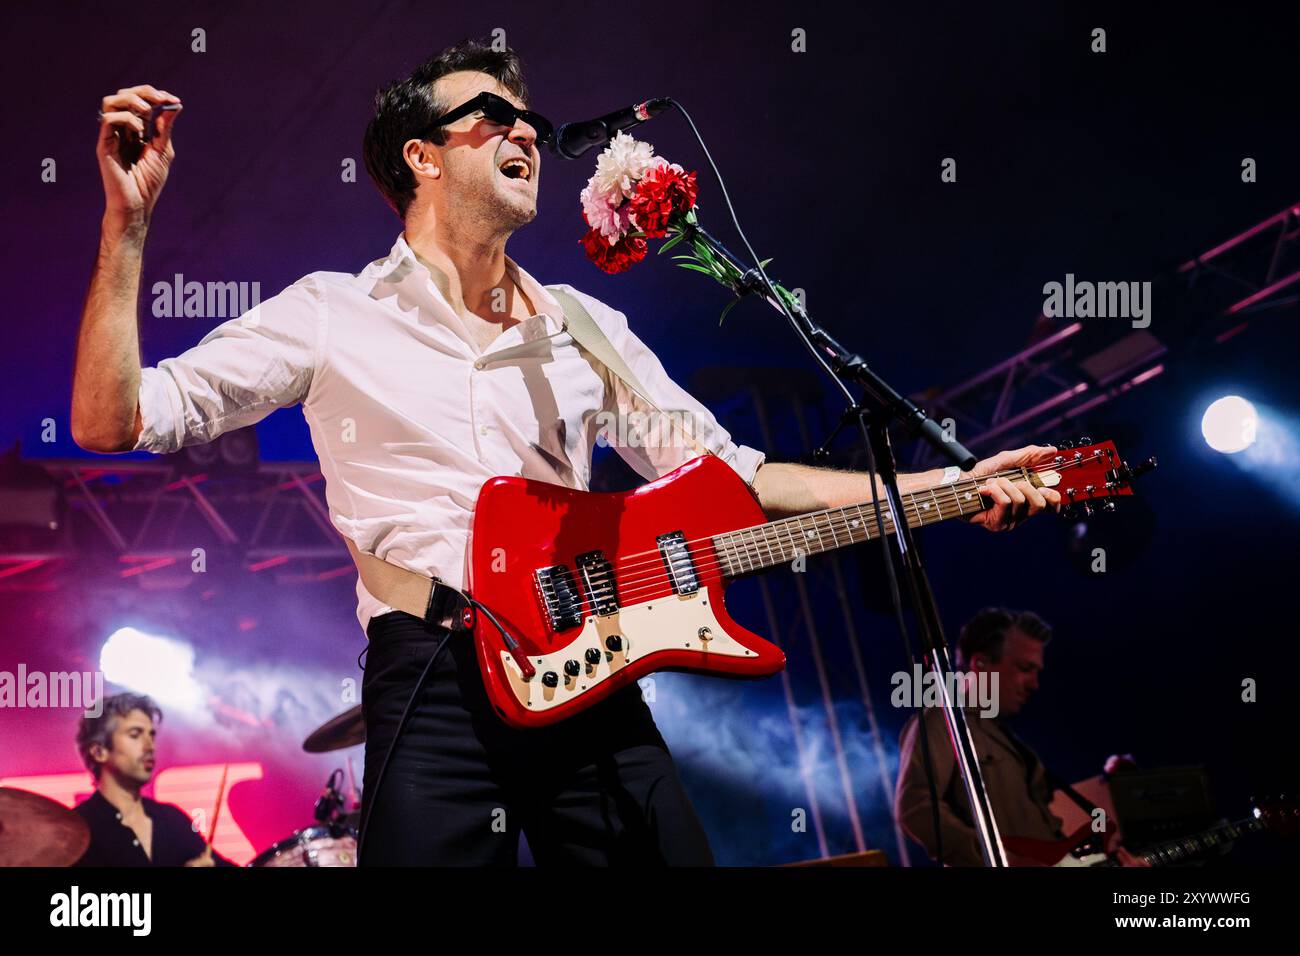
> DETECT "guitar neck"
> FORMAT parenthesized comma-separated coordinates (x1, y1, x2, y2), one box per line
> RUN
(713, 467, 1035, 577)
(1136, 816, 1266, 867)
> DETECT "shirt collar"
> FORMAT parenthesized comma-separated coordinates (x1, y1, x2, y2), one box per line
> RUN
(85, 788, 154, 820)
(381, 233, 565, 334)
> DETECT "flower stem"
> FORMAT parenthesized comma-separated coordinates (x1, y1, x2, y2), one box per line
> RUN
(661, 210, 798, 323)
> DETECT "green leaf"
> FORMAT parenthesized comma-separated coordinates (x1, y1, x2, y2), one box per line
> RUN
(758, 258, 773, 268)
(693, 246, 720, 268)
(657, 232, 686, 255)
(676, 263, 716, 276)
(718, 297, 741, 326)
(776, 285, 802, 311)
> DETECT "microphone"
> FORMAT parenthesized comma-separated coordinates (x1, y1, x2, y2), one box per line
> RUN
(314, 769, 345, 823)
(548, 98, 673, 159)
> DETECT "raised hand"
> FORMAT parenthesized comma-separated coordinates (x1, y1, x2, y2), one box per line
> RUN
(96, 85, 182, 227)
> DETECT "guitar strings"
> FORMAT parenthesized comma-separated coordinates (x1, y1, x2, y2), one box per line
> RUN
(542, 455, 1112, 614)
(589, 496, 980, 606)
(542, 490, 987, 613)
(542, 459, 1096, 611)
(595, 465, 1024, 578)
(599, 455, 1099, 580)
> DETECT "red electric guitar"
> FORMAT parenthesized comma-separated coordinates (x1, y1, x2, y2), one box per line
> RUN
(468, 439, 1155, 728)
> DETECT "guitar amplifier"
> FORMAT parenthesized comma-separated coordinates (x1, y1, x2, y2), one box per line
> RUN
(1108, 765, 1217, 850)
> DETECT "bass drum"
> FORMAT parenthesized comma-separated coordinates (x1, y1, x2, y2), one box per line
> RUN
(249, 824, 358, 867)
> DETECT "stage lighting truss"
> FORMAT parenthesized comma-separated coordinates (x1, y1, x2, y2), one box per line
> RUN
(903, 201, 1300, 469)
(0, 459, 352, 590)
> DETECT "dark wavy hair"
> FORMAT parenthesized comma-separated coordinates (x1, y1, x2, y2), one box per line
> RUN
(362, 38, 530, 219)
(955, 607, 1052, 669)
(76, 693, 162, 778)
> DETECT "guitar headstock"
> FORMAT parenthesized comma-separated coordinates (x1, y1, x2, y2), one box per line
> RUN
(1033, 437, 1157, 520)
(1254, 795, 1300, 838)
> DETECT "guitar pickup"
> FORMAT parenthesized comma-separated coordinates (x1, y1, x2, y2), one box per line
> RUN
(657, 531, 700, 595)
(576, 550, 619, 615)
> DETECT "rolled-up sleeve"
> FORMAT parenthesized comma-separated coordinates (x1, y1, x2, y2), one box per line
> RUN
(563, 286, 765, 485)
(133, 275, 326, 454)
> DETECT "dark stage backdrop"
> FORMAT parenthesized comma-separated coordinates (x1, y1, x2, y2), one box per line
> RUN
(1, 1, 1296, 865)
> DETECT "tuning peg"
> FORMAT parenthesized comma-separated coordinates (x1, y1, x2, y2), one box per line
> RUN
(1113, 455, 1158, 486)
(1057, 438, 1074, 450)
(1132, 456, 1157, 478)
(1102, 500, 1117, 513)
(1081, 502, 1095, 518)
(1077, 435, 1092, 446)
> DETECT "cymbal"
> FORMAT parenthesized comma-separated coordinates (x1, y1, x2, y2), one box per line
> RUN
(0, 788, 90, 867)
(303, 704, 364, 753)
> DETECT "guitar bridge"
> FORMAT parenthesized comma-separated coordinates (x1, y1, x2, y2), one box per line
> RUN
(535, 564, 583, 631)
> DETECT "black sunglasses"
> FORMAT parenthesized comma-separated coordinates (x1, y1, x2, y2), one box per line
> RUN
(426, 92, 554, 146)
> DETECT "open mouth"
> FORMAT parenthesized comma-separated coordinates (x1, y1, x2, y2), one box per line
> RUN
(498, 156, 532, 183)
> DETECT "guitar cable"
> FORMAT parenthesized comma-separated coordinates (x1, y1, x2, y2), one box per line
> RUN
(355, 589, 522, 864)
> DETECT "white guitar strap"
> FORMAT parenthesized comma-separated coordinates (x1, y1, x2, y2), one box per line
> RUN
(546, 285, 715, 460)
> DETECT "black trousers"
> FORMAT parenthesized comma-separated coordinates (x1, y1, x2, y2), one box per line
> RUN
(358, 610, 715, 866)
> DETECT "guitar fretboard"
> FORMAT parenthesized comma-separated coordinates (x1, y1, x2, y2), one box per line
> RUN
(1138, 817, 1266, 867)
(712, 467, 1034, 577)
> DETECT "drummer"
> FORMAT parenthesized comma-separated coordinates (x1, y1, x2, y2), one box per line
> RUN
(72, 693, 235, 867)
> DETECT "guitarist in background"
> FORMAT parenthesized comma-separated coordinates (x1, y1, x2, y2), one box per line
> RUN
(894, 608, 1148, 866)
(72, 39, 1059, 866)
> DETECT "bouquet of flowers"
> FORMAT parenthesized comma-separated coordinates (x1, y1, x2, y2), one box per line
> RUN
(577, 132, 800, 323)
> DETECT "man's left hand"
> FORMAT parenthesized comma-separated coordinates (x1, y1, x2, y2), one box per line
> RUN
(962, 445, 1063, 532)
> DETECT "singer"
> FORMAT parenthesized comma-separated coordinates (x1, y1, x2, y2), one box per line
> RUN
(71, 37, 1060, 866)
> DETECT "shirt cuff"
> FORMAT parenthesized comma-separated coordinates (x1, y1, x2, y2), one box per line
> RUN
(132, 366, 184, 454)
(727, 443, 766, 488)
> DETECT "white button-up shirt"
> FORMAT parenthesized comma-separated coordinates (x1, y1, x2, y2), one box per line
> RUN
(134, 234, 765, 631)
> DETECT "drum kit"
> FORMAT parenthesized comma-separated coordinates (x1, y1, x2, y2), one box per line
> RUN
(0, 704, 368, 868)
(0, 787, 90, 867)
(249, 705, 365, 868)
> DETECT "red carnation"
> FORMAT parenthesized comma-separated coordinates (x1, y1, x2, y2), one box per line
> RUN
(581, 227, 648, 274)
(629, 162, 699, 238)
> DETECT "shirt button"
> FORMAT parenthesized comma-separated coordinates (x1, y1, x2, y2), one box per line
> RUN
(479, 425, 489, 436)
(116, 813, 122, 820)
(473, 359, 484, 370)
(132, 839, 140, 846)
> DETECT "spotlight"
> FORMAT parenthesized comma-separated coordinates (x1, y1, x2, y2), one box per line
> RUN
(99, 627, 204, 711)
(1202, 396, 1257, 454)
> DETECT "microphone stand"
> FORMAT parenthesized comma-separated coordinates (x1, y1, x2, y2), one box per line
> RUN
(680, 220, 1010, 867)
